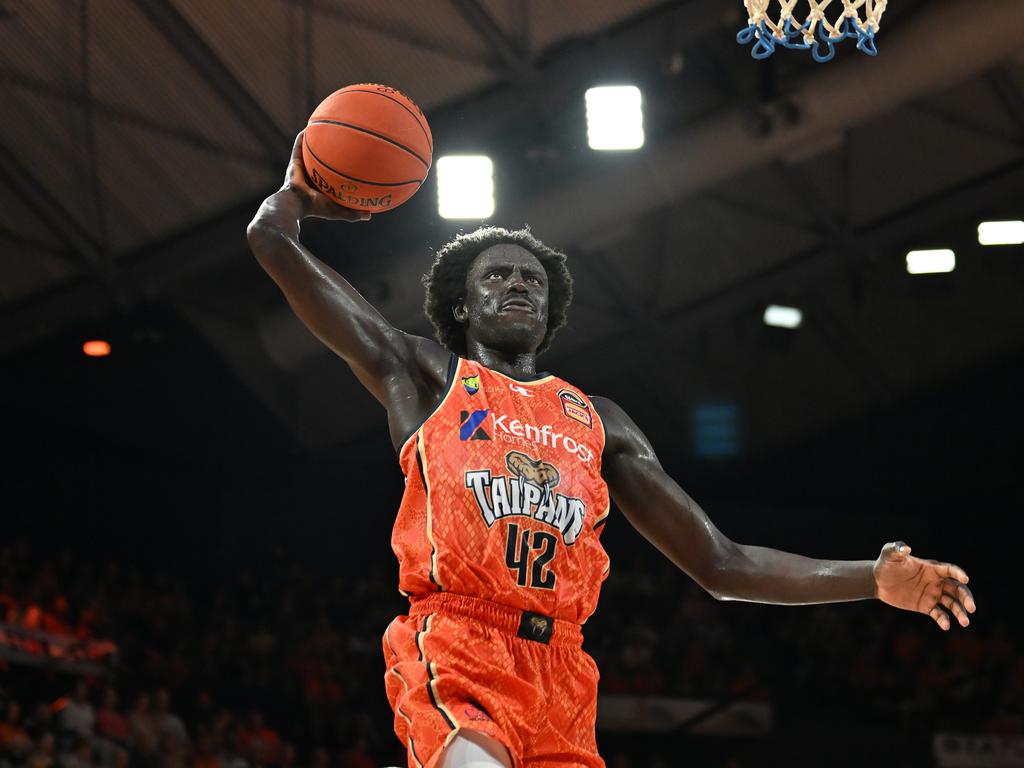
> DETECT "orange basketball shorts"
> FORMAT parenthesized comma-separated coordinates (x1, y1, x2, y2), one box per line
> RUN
(382, 592, 604, 768)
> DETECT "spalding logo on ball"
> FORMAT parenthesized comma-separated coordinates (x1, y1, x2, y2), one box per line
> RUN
(302, 84, 433, 214)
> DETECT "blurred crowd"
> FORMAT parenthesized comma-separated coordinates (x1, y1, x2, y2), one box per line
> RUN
(591, 557, 1023, 733)
(0, 539, 1020, 768)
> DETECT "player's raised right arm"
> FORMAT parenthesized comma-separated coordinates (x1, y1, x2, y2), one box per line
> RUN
(246, 132, 448, 416)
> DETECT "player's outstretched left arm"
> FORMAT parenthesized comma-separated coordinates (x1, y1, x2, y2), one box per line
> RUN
(593, 397, 977, 631)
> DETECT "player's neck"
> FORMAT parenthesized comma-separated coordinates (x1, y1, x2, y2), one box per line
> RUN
(465, 342, 538, 380)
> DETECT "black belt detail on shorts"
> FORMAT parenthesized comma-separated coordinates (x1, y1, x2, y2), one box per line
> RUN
(517, 611, 554, 644)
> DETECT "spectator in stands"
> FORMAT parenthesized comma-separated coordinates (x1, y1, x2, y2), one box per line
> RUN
(191, 728, 222, 768)
(617, 623, 665, 696)
(337, 735, 373, 768)
(190, 693, 216, 738)
(94, 688, 129, 748)
(0, 540, 1019, 767)
(152, 689, 187, 755)
(23, 704, 54, 743)
(278, 742, 295, 768)
(55, 682, 94, 742)
(127, 694, 158, 768)
(238, 712, 279, 767)
(0, 701, 33, 762)
(42, 596, 73, 637)
(94, 688, 129, 768)
(27, 732, 55, 768)
(219, 721, 247, 768)
(56, 737, 93, 768)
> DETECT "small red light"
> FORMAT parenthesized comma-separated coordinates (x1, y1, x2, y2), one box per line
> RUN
(83, 340, 111, 357)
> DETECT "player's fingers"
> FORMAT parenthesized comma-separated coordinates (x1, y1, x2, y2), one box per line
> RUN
(943, 578, 976, 613)
(938, 591, 970, 627)
(339, 208, 371, 223)
(884, 541, 911, 560)
(291, 130, 305, 161)
(939, 562, 969, 584)
(928, 605, 952, 631)
(283, 132, 315, 195)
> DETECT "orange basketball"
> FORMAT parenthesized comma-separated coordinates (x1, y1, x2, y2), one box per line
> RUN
(301, 84, 432, 214)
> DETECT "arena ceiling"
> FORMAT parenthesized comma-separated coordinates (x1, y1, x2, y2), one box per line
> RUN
(2, 0, 1024, 462)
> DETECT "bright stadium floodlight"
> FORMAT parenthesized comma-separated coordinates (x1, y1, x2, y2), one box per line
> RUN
(436, 155, 495, 219)
(585, 86, 644, 151)
(763, 304, 803, 329)
(978, 220, 1024, 246)
(906, 249, 956, 275)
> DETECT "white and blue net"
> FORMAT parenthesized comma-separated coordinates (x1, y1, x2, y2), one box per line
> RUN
(737, 0, 888, 62)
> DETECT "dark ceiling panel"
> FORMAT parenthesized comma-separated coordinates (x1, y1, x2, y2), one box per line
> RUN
(92, 0, 268, 162)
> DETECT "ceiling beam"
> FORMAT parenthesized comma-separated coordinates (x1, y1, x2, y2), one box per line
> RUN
(908, 100, 1024, 150)
(768, 162, 895, 401)
(507, 0, 1024, 249)
(431, 0, 728, 144)
(0, 193, 262, 357)
(0, 69, 270, 164)
(0, 141, 100, 267)
(0, 227, 71, 258)
(449, 0, 530, 77)
(554, 156, 1024, 368)
(288, 0, 495, 70)
(986, 66, 1024, 134)
(133, 0, 290, 161)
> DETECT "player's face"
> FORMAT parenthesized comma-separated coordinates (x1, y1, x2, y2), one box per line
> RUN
(458, 244, 549, 355)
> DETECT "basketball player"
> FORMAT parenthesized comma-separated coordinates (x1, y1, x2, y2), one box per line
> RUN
(247, 133, 976, 768)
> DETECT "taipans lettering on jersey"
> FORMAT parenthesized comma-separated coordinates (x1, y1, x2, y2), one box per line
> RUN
(489, 414, 594, 463)
(464, 451, 586, 545)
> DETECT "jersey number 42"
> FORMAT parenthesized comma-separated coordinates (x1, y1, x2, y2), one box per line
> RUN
(505, 523, 557, 589)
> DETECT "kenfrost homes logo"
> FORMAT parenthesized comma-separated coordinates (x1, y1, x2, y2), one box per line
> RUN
(460, 410, 491, 441)
(465, 451, 586, 545)
(490, 414, 594, 463)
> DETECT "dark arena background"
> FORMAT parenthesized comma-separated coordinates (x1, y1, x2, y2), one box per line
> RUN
(2, 1, 1023, 767)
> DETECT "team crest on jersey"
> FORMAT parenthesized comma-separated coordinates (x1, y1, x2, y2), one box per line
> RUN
(464, 451, 586, 545)
(462, 374, 480, 395)
(558, 388, 593, 429)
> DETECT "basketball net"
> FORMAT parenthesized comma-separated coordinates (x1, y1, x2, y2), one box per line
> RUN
(737, 0, 888, 62)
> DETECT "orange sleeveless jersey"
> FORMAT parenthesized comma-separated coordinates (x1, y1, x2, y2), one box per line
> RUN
(392, 357, 611, 625)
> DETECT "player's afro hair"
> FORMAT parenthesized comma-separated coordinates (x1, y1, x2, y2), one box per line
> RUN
(422, 226, 573, 357)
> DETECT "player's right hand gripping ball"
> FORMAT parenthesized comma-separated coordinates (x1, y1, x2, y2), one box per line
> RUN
(301, 84, 433, 214)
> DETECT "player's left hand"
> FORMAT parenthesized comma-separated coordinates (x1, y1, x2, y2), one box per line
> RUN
(873, 541, 976, 631)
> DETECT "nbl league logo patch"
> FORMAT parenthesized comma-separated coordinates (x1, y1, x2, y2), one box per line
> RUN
(558, 389, 593, 429)
(459, 410, 491, 440)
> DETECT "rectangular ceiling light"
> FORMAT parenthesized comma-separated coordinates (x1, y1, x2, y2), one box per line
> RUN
(763, 304, 803, 329)
(585, 86, 644, 151)
(906, 249, 956, 274)
(436, 155, 495, 219)
(978, 220, 1024, 246)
